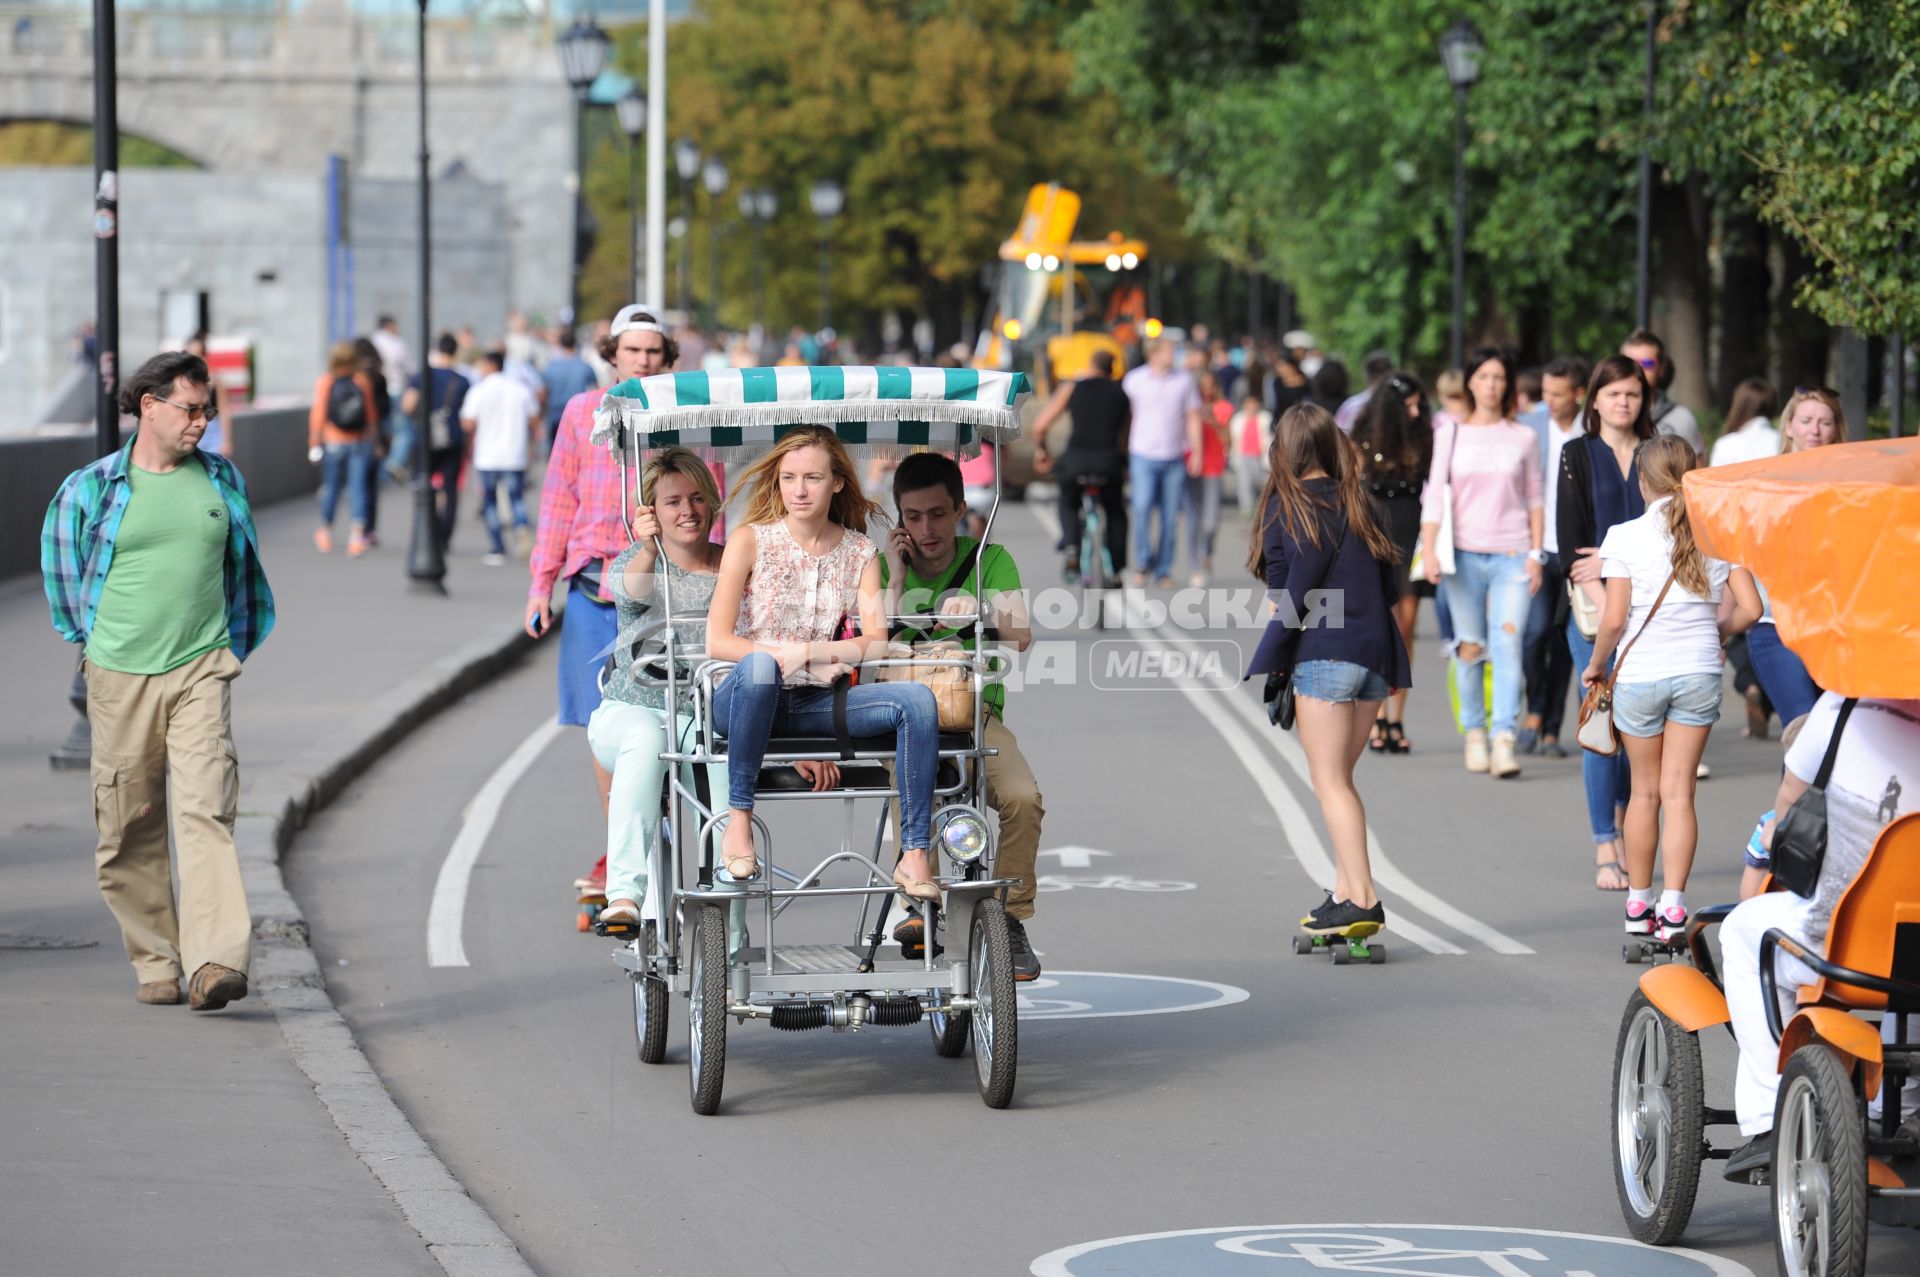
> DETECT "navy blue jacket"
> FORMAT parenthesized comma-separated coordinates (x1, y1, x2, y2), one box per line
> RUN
(1245, 479, 1413, 688)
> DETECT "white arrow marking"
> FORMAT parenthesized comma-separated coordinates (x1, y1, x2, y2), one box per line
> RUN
(1038, 845, 1112, 869)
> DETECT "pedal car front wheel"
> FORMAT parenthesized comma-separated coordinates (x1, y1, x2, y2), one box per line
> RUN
(1612, 989, 1706, 1244)
(1773, 1044, 1869, 1277)
(687, 902, 729, 1115)
(969, 898, 1018, 1109)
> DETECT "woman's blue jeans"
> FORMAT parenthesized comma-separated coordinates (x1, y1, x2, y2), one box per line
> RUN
(1567, 619, 1631, 844)
(1444, 550, 1531, 735)
(712, 652, 940, 851)
(318, 439, 373, 527)
(1746, 622, 1821, 726)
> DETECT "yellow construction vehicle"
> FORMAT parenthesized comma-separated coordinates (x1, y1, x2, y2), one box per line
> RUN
(976, 183, 1150, 392)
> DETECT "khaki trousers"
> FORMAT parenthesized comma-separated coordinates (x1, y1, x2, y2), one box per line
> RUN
(85, 648, 251, 983)
(893, 713, 1045, 921)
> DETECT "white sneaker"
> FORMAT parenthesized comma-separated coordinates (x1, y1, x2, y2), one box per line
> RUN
(1490, 731, 1521, 779)
(1696, 761, 1711, 780)
(482, 552, 506, 566)
(1464, 729, 1490, 773)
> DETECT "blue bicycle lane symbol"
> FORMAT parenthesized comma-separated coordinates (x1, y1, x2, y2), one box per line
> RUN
(1030, 1224, 1755, 1277)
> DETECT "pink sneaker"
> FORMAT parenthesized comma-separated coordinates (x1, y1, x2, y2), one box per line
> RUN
(1624, 899, 1656, 936)
(1655, 906, 1690, 944)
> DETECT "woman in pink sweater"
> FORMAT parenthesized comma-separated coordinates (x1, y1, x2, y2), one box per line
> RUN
(1418, 347, 1545, 778)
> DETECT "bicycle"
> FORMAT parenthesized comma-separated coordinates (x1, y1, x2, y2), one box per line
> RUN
(1070, 474, 1120, 630)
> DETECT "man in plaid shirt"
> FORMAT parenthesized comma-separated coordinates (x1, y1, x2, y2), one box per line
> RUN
(41, 351, 275, 1010)
(527, 305, 679, 900)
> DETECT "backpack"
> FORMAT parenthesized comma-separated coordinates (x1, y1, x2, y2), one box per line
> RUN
(326, 375, 366, 431)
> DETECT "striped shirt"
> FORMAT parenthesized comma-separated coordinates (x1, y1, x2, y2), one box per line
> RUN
(41, 436, 276, 661)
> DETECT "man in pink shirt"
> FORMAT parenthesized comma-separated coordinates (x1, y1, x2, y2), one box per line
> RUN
(527, 304, 678, 898)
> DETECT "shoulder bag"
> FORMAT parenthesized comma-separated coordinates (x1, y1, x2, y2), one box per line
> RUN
(1771, 698, 1859, 897)
(1263, 514, 1348, 731)
(1421, 421, 1460, 579)
(1575, 569, 1675, 756)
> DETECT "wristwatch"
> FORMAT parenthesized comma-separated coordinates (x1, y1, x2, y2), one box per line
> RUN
(1527, 549, 1550, 565)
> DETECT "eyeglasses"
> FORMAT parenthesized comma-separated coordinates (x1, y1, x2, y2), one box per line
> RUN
(153, 396, 217, 422)
(1632, 357, 1659, 371)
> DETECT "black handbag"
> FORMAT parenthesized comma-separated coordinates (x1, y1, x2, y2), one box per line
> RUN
(1771, 698, 1857, 897)
(1262, 515, 1347, 732)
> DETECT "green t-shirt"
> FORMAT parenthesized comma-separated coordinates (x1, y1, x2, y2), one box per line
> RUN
(87, 458, 232, 675)
(880, 536, 1022, 717)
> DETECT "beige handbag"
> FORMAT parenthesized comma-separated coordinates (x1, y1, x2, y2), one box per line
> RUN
(873, 640, 974, 729)
(1576, 570, 1675, 756)
(1568, 579, 1601, 640)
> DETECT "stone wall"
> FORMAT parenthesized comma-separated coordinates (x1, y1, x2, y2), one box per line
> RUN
(2, 406, 314, 583)
(0, 168, 510, 433)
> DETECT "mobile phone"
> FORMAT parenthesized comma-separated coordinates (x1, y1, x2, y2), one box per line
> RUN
(528, 612, 544, 636)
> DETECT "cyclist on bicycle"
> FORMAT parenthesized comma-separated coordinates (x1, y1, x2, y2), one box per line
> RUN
(1030, 349, 1130, 585)
(879, 453, 1045, 980)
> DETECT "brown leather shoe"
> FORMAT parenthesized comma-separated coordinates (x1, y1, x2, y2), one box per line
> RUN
(188, 963, 248, 1011)
(137, 979, 182, 1005)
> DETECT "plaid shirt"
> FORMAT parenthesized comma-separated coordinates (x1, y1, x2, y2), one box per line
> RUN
(41, 436, 276, 661)
(530, 386, 629, 603)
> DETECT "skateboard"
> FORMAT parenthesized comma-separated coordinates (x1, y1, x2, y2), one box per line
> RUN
(1291, 921, 1386, 964)
(1623, 931, 1688, 965)
(576, 891, 606, 933)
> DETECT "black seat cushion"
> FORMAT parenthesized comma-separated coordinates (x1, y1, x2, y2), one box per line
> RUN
(754, 731, 975, 756)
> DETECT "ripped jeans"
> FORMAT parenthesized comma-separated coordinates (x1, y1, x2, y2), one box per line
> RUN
(1444, 550, 1531, 736)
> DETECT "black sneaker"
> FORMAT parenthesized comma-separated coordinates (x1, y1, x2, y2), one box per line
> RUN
(1724, 1131, 1773, 1184)
(892, 910, 943, 959)
(1301, 898, 1386, 936)
(1004, 916, 1042, 982)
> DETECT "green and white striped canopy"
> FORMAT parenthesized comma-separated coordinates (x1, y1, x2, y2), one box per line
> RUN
(592, 365, 1032, 459)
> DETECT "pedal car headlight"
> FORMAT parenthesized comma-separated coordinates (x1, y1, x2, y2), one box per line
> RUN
(932, 805, 992, 867)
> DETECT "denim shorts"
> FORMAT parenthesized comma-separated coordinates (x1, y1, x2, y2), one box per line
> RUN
(1613, 673, 1724, 737)
(1292, 659, 1390, 705)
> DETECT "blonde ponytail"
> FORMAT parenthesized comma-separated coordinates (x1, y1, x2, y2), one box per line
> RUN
(1638, 434, 1709, 595)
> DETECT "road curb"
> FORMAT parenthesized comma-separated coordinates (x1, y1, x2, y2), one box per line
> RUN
(242, 623, 543, 1277)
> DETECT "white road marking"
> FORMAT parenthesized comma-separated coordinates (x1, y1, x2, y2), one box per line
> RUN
(1027, 497, 1527, 955)
(428, 717, 569, 969)
(1038, 845, 1113, 869)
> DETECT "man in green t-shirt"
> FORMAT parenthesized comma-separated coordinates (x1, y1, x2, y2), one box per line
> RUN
(42, 351, 275, 1010)
(879, 454, 1045, 980)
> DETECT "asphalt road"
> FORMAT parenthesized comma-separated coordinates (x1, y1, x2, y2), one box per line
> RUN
(285, 500, 1920, 1277)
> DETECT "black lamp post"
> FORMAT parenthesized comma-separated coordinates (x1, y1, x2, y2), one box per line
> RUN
(57, 0, 123, 769)
(557, 17, 611, 330)
(701, 156, 729, 330)
(1439, 19, 1483, 374)
(616, 88, 646, 306)
(674, 138, 702, 317)
(1634, 1, 1658, 330)
(405, 0, 446, 589)
(809, 178, 844, 336)
(740, 187, 777, 339)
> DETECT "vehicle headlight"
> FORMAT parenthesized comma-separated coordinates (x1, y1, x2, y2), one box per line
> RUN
(932, 805, 993, 867)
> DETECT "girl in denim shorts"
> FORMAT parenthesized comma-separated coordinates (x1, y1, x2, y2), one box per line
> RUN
(1246, 404, 1412, 938)
(1580, 436, 1761, 942)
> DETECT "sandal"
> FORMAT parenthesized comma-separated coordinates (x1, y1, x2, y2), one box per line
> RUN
(1369, 716, 1391, 753)
(1384, 722, 1410, 754)
(1595, 859, 1630, 892)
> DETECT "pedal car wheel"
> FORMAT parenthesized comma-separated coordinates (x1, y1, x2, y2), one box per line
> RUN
(632, 968, 669, 1066)
(687, 902, 729, 1116)
(929, 990, 971, 1058)
(1773, 1044, 1869, 1277)
(968, 898, 1019, 1108)
(1612, 989, 1706, 1244)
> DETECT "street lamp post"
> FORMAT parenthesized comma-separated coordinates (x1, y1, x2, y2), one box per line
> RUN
(406, 0, 446, 589)
(702, 157, 730, 330)
(740, 188, 777, 339)
(58, 0, 122, 768)
(1439, 19, 1483, 374)
(557, 18, 611, 331)
(809, 179, 844, 337)
(617, 89, 646, 306)
(1635, 1, 1657, 330)
(674, 139, 702, 318)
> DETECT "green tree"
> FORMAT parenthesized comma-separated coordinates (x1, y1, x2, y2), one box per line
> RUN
(580, 0, 1186, 341)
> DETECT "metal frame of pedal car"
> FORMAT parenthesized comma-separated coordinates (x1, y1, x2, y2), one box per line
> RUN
(596, 370, 1031, 1115)
(1608, 813, 1920, 1277)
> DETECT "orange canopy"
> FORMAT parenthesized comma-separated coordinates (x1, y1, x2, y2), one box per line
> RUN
(1684, 437, 1920, 698)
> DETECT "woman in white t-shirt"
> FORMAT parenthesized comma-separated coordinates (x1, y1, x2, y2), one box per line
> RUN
(1580, 435, 1761, 942)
